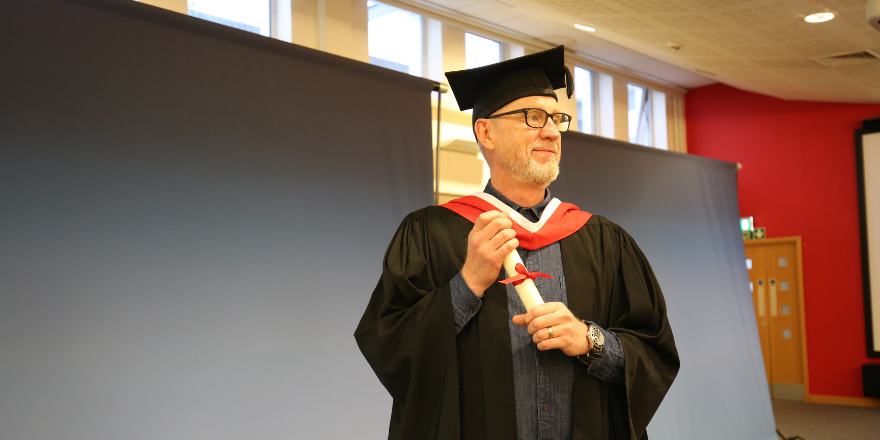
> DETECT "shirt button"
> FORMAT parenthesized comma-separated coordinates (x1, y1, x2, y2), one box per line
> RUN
(542, 404, 548, 410)
(467, 307, 475, 313)
(540, 358, 546, 365)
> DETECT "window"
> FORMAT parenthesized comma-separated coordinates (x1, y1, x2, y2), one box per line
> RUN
(187, 0, 270, 36)
(574, 67, 594, 134)
(465, 33, 501, 69)
(628, 84, 652, 147)
(368, 2, 423, 76)
(651, 90, 668, 150)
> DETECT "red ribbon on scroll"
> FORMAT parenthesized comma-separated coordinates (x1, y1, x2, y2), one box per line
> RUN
(498, 263, 553, 286)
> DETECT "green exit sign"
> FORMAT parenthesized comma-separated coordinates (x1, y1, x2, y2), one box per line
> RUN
(742, 226, 766, 240)
(740, 217, 766, 240)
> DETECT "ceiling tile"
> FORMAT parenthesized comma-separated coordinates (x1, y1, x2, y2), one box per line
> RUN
(495, 14, 565, 36)
(457, 0, 525, 23)
(435, 0, 484, 10)
(426, 0, 880, 102)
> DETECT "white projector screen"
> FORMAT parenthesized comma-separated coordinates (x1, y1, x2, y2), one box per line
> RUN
(857, 128, 880, 357)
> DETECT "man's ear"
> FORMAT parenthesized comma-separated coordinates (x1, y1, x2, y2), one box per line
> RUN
(474, 119, 495, 152)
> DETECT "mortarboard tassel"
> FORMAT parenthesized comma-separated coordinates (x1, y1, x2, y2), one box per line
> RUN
(564, 66, 574, 99)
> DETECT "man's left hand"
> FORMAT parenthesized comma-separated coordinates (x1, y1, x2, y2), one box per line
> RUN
(512, 302, 591, 357)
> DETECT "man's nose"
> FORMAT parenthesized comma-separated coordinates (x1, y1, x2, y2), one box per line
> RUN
(539, 120, 562, 139)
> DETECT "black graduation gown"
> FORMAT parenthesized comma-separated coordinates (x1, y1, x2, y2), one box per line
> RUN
(354, 205, 679, 440)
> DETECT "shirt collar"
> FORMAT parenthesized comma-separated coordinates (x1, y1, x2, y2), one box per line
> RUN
(483, 180, 552, 222)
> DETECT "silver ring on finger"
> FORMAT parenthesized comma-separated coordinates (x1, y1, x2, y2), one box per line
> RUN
(548, 326, 554, 339)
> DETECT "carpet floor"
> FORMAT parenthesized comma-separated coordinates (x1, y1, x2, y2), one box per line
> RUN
(772, 400, 880, 440)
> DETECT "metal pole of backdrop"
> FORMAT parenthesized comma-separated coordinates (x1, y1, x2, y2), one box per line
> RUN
(433, 82, 448, 205)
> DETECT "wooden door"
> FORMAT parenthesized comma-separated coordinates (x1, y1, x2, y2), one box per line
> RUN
(744, 237, 808, 401)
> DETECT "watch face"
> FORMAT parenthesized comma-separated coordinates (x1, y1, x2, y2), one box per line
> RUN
(589, 325, 604, 355)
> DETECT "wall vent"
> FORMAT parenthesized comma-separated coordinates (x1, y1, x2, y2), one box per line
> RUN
(812, 49, 880, 67)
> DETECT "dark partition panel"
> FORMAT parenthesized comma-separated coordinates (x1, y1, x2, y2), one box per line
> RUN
(552, 132, 776, 440)
(0, 0, 432, 438)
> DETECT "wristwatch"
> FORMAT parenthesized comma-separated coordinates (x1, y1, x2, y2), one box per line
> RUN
(578, 321, 605, 364)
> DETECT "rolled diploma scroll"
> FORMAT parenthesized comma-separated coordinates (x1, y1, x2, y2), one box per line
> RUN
(502, 250, 544, 311)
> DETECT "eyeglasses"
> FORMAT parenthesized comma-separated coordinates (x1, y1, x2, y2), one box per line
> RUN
(485, 108, 572, 132)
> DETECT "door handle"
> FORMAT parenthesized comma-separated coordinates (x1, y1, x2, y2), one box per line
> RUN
(757, 279, 766, 317)
(769, 278, 777, 317)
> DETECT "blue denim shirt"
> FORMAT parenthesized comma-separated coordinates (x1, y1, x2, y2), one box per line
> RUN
(450, 182, 625, 440)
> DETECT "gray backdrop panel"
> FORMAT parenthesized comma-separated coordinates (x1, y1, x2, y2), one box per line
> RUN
(552, 132, 776, 440)
(0, 0, 429, 438)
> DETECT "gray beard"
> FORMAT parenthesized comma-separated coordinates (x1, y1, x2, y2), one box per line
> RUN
(497, 141, 560, 187)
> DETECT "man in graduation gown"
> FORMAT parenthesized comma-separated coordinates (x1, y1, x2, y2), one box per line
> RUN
(355, 46, 679, 440)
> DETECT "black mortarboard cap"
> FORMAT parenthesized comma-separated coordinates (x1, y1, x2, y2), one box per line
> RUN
(445, 45, 574, 127)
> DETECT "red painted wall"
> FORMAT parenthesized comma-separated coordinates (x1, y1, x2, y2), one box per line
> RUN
(686, 83, 880, 398)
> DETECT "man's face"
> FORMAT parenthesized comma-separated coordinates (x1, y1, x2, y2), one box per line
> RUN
(489, 95, 562, 187)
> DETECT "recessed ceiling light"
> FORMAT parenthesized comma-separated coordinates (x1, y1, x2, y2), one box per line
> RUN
(574, 24, 596, 32)
(805, 12, 835, 23)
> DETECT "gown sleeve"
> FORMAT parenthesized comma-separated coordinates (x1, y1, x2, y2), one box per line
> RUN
(353, 209, 463, 440)
(607, 225, 680, 440)
(579, 326, 625, 385)
(450, 271, 484, 334)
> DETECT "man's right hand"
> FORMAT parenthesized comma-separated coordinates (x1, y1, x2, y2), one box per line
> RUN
(461, 211, 519, 296)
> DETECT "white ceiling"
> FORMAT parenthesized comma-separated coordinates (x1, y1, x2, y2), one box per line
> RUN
(425, 0, 880, 103)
